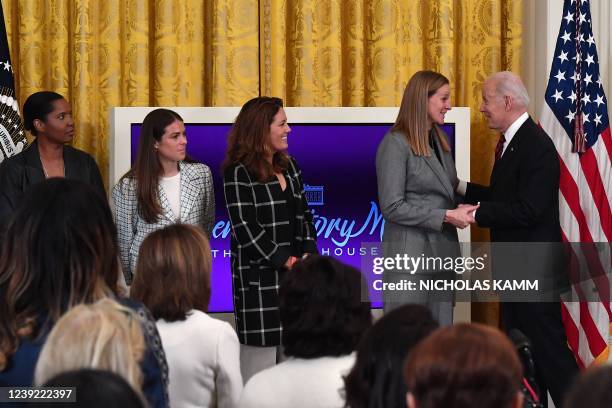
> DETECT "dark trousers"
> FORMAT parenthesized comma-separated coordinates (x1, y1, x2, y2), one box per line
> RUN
(501, 302, 579, 408)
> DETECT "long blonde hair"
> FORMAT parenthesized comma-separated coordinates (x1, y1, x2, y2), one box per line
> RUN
(392, 70, 451, 156)
(34, 298, 145, 393)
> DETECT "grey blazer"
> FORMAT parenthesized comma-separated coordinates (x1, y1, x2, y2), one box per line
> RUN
(112, 162, 215, 283)
(376, 128, 459, 264)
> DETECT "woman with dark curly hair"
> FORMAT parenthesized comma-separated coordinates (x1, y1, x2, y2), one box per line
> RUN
(404, 323, 524, 408)
(344, 304, 438, 408)
(239, 255, 371, 408)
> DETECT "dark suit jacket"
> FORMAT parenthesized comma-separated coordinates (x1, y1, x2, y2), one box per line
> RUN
(223, 157, 317, 346)
(465, 117, 561, 243)
(0, 140, 105, 233)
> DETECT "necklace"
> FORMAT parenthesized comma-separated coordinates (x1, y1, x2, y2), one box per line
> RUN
(41, 159, 65, 178)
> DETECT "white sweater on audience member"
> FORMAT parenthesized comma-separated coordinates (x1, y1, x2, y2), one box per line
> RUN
(156, 310, 242, 408)
(238, 353, 355, 408)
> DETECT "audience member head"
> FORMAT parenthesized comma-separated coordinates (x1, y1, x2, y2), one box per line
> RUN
(564, 365, 612, 408)
(131, 224, 212, 321)
(280, 255, 372, 359)
(344, 304, 439, 408)
(480, 71, 529, 133)
(223, 96, 290, 182)
(125, 108, 185, 223)
(394, 70, 451, 156)
(0, 179, 119, 371)
(404, 323, 523, 408)
(35, 369, 146, 408)
(23, 91, 71, 140)
(34, 298, 145, 392)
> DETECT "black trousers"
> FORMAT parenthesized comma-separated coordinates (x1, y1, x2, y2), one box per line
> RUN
(501, 302, 579, 408)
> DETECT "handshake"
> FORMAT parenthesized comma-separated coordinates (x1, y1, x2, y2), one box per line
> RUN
(444, 203, 479, 229)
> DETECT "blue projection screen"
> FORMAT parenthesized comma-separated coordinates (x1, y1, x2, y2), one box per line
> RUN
(110, 107, 471, 312)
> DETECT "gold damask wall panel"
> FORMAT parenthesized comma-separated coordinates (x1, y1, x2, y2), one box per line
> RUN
(262, 0, 345, 106)
(153, 0, 205, 105)
(209, 0, 259, 106)
(17, 0, 71, 95)
(2, 0, 522, 325)
(2, 0, 260, 185)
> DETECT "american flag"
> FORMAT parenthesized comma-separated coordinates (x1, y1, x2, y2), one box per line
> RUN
(539, 0, 612, 368)
(0, 3, 26, 164)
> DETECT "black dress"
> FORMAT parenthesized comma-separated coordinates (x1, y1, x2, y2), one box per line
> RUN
(223, 158, 318, 346)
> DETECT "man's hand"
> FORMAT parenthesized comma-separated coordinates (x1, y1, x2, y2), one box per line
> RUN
(445, 204, 480, 229)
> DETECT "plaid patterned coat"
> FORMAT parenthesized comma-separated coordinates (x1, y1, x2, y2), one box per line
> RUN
(223, 158, 317, 346)
(112, 162, 215, 283)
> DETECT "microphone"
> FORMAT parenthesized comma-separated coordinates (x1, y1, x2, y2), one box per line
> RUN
(508, 329, 541, 406)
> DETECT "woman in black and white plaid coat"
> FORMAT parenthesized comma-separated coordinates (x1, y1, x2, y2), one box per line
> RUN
(223, 97, 317, 380)
(112, 109, 215, 284)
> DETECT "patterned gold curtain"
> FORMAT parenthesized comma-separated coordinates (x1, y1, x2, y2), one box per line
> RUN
(2, 0, 522, 182)
(2, 0, 260, 183)
(3, 0, 522, 323)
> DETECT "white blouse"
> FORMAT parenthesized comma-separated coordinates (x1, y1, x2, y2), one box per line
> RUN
(156, 310, 242, 408)
(159, 172, 181, 221)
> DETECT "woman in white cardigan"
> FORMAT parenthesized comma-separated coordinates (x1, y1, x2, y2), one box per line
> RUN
(112, 108, 214, 284)
(131, 224, 242, 408)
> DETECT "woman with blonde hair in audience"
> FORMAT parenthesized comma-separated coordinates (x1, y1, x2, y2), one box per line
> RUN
(0, 178, 169, 408)
(131, 223, 242, 408)
(34, 298, 145, 393)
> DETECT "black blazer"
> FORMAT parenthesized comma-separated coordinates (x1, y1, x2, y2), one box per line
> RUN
(0, 140, 105, 232)
(465, 117, 561, 243)
(223, 157, 317, 346)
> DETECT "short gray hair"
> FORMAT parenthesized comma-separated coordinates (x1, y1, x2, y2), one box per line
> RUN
(489, 71, 530, 108)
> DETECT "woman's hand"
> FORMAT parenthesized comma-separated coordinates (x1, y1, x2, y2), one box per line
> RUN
(444, 204, 479, 229)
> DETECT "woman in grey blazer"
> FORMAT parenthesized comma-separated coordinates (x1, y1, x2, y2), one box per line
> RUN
(376, 71, 477, 325)
(112, 109, 215, 284)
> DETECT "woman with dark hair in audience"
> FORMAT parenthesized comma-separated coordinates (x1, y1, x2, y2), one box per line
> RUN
(239, 255, 371, 408)
(222, 96, 317, 380)
(131, 224, 242, 408)
(564, 365, 612, 408)
(404, 323, 524, 408)
(36, 369, 146, 408)
(0, 178, 169, 408)
(0, 91, 104, 233)
(113, 108, 215, 284)
(344, 304, 439, 408)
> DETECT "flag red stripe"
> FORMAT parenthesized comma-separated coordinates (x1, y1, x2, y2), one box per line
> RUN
(580, 148, 612, 241)
(558, 155, 595, 242)
(579, 301, 608, 357)
(561, 302, 585, 369)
